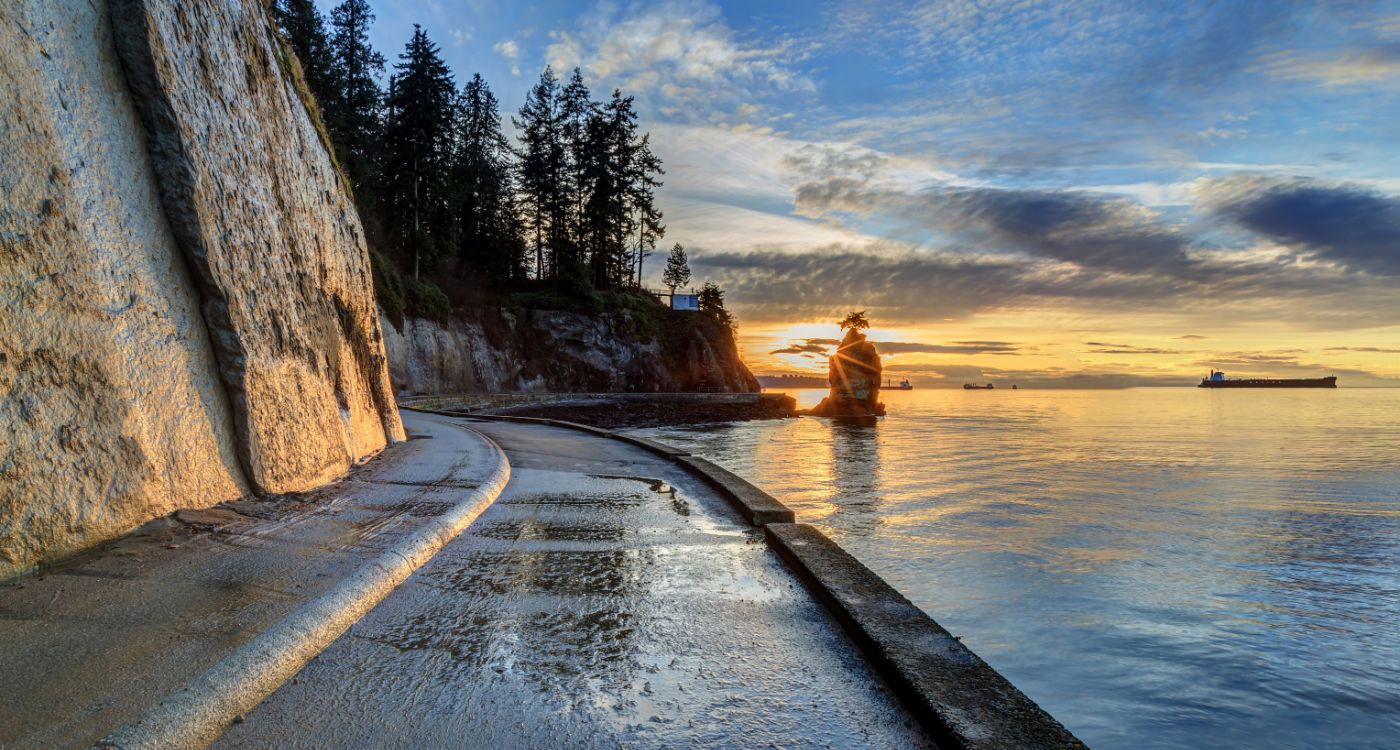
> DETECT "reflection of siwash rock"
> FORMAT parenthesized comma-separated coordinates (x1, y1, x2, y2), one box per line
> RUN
(805, 329, 887, 418)
(0, 0, 403, 577)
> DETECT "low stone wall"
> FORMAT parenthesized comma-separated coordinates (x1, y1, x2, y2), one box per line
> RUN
(401, 392, 769, 411)
(401, 392, 795, 430)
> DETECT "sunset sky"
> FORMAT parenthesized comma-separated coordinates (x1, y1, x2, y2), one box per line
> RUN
(340, 0, 1398, 386)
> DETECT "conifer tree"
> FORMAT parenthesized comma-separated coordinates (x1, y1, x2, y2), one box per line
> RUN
(381, 25, 456, 277)
(663, 243, 691, 293)
(559, 68, 595, 248)
(453, 73, 525, 281)
(578, 91, 627, 287)
(513, 68, 570, 280)
(326, 0, 385, 197)
(273, 0, 334, 105)
(575, 88, 665, 288)
(698, 281, 734, 330)
(628, 132, 665, 286)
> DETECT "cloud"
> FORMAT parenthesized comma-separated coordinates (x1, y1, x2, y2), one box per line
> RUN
(1178, 334, 1208, 340)
(770, 335, 1024, 357)
(493, 39, 521, 75)
(884, 363, 989, 379)
(493, 39, 520, 61)
(875, 340, 1021, 355)
(770, 341, 831, 355)
(642, 123, 956, 259)
(1259, 43, 1400, 86)
(1191, 350, 1306, 367)
(1083, 342, 1189, 355)
(688, 239, 1400, 329)
(884, 362, 1190, 389)
(794, 180, 1194, 275)
(944, 188, 1193, 273)
(1202, 177, 1400, 274)
(1326, 346, 1400, 354)
(544, 1, 812, 118)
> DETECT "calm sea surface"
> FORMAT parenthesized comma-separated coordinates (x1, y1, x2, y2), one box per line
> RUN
(629, 388, 1400, 749)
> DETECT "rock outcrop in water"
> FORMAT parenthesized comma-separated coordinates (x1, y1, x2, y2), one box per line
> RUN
(0, 0, 402, 577)
(806, 328, 886, 417)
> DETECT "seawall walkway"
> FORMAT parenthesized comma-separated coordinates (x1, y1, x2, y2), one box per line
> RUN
(214, 414, 934, 748)
(3, 409, 1083, 748)
(0, 415, 507, 749)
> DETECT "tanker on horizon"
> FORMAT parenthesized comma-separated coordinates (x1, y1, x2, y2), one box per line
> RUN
(1198, 370, 1337, 388)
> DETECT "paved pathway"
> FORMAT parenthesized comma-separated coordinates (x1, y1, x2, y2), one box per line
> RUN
(217, 413, 932, 749)
(0, 415, 500, 749)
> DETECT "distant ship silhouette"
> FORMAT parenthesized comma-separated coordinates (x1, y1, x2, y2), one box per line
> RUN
(1197, 370, 1337, 388)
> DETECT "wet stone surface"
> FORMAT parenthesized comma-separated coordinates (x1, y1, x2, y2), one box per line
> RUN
(0, 413, 500, 750)
(217, 420, 933, 749)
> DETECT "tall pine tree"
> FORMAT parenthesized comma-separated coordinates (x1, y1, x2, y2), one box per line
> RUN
(559, 68, 595, 251)
(326, 0, 385, 198)
(273, 0, 334, 106)
(381, 25, 456, 278)
(627, 130, 665, 287)
(453, 73, 526, 282)
(575, 89, 664, 288)
(513, 68, 570, 281)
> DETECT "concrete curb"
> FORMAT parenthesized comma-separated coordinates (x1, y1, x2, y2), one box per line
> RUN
(403, 405, 1087, 748)
(766, 523, 1088, 750)
(673, 456, 795, 525)
(95, 426, 511, 750)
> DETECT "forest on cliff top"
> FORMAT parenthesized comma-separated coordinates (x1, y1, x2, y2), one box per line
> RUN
(270, 0, 736, 336)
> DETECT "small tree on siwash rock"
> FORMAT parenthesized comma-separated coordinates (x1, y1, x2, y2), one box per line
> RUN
(840, 311, 870, 331)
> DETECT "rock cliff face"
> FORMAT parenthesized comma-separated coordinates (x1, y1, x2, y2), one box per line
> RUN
(0, 0, 402, 576)
(382, 307, 759, 396)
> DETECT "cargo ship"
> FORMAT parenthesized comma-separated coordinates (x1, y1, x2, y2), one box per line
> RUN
(963, 383, 995, 390)
(1198, 370, 1337, 388)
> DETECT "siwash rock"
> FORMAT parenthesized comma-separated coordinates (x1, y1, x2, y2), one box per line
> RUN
(806, 329, 886, 417)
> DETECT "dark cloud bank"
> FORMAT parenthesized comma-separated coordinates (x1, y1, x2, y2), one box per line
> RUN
(697, 176, 1400, 328)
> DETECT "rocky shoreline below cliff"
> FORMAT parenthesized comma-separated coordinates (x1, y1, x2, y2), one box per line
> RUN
(491, 393, 797, 428)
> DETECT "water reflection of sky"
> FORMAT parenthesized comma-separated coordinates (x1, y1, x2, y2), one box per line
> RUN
(633, 388, 1400, 749)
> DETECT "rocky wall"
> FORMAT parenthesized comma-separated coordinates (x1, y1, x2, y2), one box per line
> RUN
(0, 0, 403, 576)
(382, 307, 759, 396)
(111, 0, 404, 491)
(0, 0, 249, 576)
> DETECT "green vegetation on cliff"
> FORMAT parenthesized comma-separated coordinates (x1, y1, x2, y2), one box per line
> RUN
(271, 0, 705, 325)
(272, 0, 747, 382)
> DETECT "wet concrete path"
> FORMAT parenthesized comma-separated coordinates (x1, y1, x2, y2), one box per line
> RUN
(217, 413, 933, 748)
(0, 414, 502, 749)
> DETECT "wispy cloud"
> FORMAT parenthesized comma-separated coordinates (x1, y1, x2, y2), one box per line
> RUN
(545, 0, 813, 119)
(1083, 342, 1189, 355)
(493, 39, 521, 75)
(1258, 44, 1400, 87)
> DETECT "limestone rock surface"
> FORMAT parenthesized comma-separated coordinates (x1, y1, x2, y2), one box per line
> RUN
(111, 0, 404, 491)
(1, 0, 403, 576)
(0, 0, 249, 576)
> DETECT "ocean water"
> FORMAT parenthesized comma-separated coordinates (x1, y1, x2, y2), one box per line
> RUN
(629, 388, 1400, 749)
